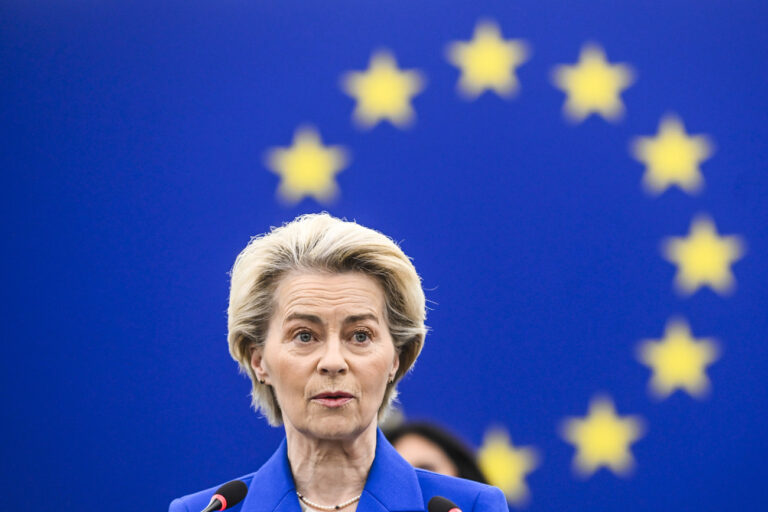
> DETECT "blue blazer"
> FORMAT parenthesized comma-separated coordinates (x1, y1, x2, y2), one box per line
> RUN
(169, 429, 507, 512)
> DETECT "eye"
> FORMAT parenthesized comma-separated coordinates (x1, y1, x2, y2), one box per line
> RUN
(353, 330, 371, 343)
(295, 331, 313, 343)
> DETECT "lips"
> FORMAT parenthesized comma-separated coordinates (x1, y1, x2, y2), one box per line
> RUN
(313, 391, 354, 399)
(312, 391, 354, 408)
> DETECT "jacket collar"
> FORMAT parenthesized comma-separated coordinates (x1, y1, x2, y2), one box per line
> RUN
(240, 429, 424, 512)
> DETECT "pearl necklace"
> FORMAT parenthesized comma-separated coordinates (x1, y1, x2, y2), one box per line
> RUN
(296, 491, 362, 511)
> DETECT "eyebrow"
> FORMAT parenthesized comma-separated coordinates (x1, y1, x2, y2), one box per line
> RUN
(343, 314, 379, 325)
(284, 313, 323, 325)
(283, 313, 379, 326)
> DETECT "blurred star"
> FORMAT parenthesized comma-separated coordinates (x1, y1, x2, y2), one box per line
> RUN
(265, 126, 349, 204)
(632, 115, 713, 195)
(341, 50, 425, 129)
(637, 318, 720, 399)
(446, 20, 530, 99)
(477, 428, 538, 505)
(551, 43, 634, 122)
(662, 215, 745, 295)
(560, 396, 645, 477)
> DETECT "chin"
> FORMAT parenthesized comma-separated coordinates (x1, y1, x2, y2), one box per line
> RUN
(306, 415, 369, 441)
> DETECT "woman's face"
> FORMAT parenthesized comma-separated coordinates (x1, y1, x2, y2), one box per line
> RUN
(392, 434, 459, 477)
(252, 271, 399, 441)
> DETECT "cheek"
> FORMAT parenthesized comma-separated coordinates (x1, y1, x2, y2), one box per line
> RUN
(261, 346, 305, 399)
(271, 355, 304, 390)
(360, 355, 395, 392)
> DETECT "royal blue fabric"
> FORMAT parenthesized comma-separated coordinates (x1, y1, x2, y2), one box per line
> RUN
(169, 429, 506, 512)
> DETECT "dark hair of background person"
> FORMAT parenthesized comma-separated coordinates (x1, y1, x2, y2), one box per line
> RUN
(384, 421, 488, 484)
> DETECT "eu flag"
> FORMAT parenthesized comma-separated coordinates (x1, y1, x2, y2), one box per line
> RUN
(3, 1, 767, 510)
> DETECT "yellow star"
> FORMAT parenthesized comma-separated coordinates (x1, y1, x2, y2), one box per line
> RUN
(631, 115, 714, 195)
(637, 318, 720, 399)
(560, 396, 645, 477)
(662, 215, 745, 295)
(265, 126, 349, 204)
(551, 43, 634, 122)
(445, 20, 530, 99)
(341, 50, 425, 129)
(477, 428, 538, 505)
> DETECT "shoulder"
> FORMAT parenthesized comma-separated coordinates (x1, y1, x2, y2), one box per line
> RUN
(168, 472, 257, 512)
(415, 469, 508, 512)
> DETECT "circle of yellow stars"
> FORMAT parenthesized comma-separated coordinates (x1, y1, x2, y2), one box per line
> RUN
(259, 18, 747, 508)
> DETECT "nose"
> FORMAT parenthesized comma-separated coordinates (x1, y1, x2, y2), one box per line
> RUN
(317, 336, 349, 376)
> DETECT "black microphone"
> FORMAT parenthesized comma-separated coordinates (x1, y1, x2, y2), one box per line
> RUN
(200, 480, 248, 512)
(428, 496, 462, 512)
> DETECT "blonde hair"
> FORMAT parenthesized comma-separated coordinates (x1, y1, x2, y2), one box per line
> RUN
(228, 213, 427, 426)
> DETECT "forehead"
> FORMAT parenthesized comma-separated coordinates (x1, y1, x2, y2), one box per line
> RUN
(273, 271, 386, 318)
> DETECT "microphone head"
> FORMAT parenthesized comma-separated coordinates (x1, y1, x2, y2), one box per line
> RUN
(428, 496, 462, 512)
(213, 480, 248, 510)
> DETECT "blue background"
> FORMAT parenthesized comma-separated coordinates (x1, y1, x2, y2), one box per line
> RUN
(2, 1, 767, 510)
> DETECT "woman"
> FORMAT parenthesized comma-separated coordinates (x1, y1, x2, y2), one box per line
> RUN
(170, 213, 507, 512)
(386, 421, 488, 484)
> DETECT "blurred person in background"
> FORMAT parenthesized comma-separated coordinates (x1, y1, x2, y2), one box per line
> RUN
(386, 421, 488, 484)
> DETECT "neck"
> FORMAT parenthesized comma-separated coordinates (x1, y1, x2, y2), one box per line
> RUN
(286, 422, 377, 506)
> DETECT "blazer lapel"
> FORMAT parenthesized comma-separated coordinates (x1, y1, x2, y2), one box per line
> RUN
(241, 430, 423, 512)
(356, 429, 425, 512)
(240, 438, 302, 512)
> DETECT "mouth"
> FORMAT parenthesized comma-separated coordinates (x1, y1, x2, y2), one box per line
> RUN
(311, 391, 354, 408)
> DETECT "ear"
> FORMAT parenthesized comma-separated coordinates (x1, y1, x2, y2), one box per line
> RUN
(250, 345, 270, 385)
(389, 351, 400, 382)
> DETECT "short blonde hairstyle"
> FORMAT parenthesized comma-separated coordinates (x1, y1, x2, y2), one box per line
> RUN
(228, 213, 427, 426)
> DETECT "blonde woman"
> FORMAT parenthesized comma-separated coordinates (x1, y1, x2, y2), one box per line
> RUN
(170, 213, 506, 512)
